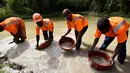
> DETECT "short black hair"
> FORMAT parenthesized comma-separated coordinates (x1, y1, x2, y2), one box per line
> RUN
(97, 18, 110, 30)
(62, 9, 71, 16)
(0, 25, 4, 32)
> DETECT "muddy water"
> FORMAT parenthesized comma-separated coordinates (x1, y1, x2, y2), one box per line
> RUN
(61, 41, 73, 49)
(0, 16, 130, 73)
(91, 56, 110, 65)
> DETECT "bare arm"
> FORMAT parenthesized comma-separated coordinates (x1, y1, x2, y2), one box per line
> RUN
(62, 28, 71, 37)
(90, 38, 99, 51)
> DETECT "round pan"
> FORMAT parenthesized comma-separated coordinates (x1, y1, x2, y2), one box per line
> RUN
(59, 37, 75, 51)
(36, 41, 50, 50)
(88, 51, 114, 70)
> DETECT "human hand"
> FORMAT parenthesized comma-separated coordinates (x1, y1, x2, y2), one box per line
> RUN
(61, 35, 65, 38)
(88, 48, 94, 53)
(109, 57, 114, 65)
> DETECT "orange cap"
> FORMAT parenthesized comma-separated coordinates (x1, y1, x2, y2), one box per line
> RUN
(32, 13, 42, 22)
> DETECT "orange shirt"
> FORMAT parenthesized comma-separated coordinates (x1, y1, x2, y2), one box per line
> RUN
(66, 14, 88, 32)
(0, 17, 25, 34)
(35, 19, 54, 35)
(94, 17, 130, 43)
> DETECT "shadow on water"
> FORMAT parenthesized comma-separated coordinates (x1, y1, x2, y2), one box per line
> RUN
(39, 40, 63, 58)
(47, 57, 60, 69)
(6, 41, 30, 59)
(37, 40, 62, 69)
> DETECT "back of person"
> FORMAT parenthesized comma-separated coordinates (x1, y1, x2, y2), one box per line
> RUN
(67, 14, 88, 32)
(109, 17, 130, 35)
(0, 17, 26, 44)
(91, 17, 130, 64)
(37, 19, 53, 31)
(1, 17, 25, 35)
(1, 17, 18, 34)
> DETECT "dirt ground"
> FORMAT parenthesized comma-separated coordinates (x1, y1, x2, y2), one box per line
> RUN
(0, 16, 130, 73)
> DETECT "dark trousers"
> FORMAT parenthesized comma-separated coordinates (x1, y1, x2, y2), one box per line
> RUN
(100, 31, 128, 64)
(118, 31, 128, 64)
(42, 31, 49, 40)
(10, 29, 26, 42)
(10, 23, 26, 41)
(42, 30, 53, 40)
(75, 26, 88, 49)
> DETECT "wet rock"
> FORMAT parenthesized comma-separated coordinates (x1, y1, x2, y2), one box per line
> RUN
(0, 52, 8, 64)
(8, 62, 25, 71)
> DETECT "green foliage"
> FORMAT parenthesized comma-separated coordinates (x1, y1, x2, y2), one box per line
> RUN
(55, 0, 91, 11)
(0, 0, 130, 19)
(0, 0, 7, 6)
(89, 0, 101, 12)
(8, 0, 33, 14)
(105, 0, 119, 13)
(0, 4, 13, 21)
(24, 0, 53, 13)
(118, 0, 130, 13)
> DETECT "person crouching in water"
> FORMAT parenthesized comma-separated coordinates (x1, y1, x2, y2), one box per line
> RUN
(89, 17, 129, 64)
(62, 9, 88, 50)
(0, 17, 27, 44)
(32, 13, 54, 48)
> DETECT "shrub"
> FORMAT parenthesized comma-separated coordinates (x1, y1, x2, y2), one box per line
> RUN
(0, 4, 13, 22)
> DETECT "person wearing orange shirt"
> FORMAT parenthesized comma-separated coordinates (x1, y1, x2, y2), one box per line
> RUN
(89, 17, 129, 64)
(32, 13, 54, 48)
(0, 17, 27, 44)
(62, 9, 88, 50)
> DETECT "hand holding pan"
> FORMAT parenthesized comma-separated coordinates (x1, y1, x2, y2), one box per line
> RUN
(36, 39, 52, 50)
(88, 51, 114, 70)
